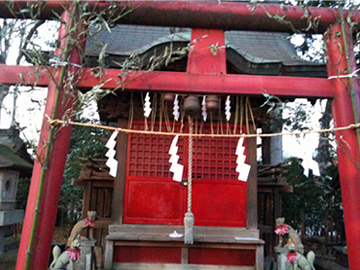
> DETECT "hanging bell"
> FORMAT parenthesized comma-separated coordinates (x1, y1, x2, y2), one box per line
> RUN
(184, 95, 200, 116)
(164, 93, 175, 102)
(206, 95, 219, 111)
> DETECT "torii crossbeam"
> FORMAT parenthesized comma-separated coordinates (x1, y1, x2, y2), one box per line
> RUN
(0, 65, 333, 97)
(0, 2, 358, 270)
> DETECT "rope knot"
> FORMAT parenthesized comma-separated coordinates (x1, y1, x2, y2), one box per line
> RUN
(45, 114, 58, 125)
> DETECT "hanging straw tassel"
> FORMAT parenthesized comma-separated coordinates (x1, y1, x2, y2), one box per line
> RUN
(184, 212, 194, 244)
(184, 115, 195, 244)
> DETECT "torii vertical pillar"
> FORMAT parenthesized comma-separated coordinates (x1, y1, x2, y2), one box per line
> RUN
(16, 9, 83, 270)
(326, 23, 360, 270)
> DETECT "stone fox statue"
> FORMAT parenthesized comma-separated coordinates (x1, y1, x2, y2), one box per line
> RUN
(50, 234, 81, 270)
(67, 211, 96, 247)
(286, 240, 316, 270)
(275, 217, 304, 254)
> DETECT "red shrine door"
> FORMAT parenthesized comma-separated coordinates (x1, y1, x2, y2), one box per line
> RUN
(123, 121, 247, 227)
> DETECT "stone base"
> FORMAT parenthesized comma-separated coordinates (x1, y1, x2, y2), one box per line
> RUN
(0, 210, 24, 226)
(0, 202, 16, 211)
(71, 238, 97, 270)
(0, 210, 24, 255)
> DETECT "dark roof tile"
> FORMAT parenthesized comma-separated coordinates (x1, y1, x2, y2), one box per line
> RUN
(85, 25, 322, 69)
(0, 144, 33, 170)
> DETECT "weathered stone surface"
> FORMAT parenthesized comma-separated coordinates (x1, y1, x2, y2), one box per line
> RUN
(0, 210, 24, 226)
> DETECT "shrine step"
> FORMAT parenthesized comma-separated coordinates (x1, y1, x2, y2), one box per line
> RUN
(113, 263, 256, 270)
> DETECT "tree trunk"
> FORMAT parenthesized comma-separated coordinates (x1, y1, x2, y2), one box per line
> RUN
(330, 215, 334, 245)
(0, 84, 10, 126)
(69, 200, 75, 225)
(300, 209, 306, 240)
(315, 100, 333, 174)
(270, 108, 283, 164)
(324, 207, 329, 244)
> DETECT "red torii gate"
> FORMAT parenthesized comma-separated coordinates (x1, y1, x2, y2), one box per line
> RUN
(0, 1, 359, 270)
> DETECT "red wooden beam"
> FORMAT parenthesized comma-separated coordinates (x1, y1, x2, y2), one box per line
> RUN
(15, 8, 84, 270)
(187, 29, 227, 74)
(0, 1, 358, 33)
(326, 23, 360, 270)
(86, 70, 334, 98)
(0, 64, 333, 98)
(0, 65, 51, 86)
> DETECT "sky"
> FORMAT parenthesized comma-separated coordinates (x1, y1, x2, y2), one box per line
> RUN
(282, 99, 327, 176)
(0, 20, 58, 145)
(1, 86, 47, 143)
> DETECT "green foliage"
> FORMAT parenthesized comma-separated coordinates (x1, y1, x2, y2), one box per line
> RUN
(16, 176, 31, 210)
(262, 97, 314, 135)
(282, 157, 321, 231)
(282, 157, 340, 236)
(293, 34, 325, 63)
(59, 118, 109, 224)
(283, 102, 312, 134)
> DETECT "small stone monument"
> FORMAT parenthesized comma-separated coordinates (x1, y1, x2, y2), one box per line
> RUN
(274, 217, 316, 270)
(50, 212, 97, 269)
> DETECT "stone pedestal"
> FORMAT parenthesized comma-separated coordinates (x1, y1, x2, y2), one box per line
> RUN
(71, 238, 96, 270)
(274, 246, 291, 270)
(0, 209, 24, 254)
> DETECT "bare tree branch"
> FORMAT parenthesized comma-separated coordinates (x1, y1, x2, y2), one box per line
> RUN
(16, 19, 45, 65)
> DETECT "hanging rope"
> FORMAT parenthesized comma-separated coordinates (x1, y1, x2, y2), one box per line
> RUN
(233, 96, 239, 134)
(184, 115, 194, 244)
(187, 115, 193, 213)
(128, 92, 134, 129)
(240, 96, 244, 134)
(45, 114, 360, 138)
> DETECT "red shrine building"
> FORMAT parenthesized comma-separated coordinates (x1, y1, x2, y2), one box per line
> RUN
(80, 25, 324, 269)
(0, 2, 359, 270)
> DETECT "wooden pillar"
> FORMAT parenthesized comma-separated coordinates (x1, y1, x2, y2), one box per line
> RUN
(16, 7, 84, 270)
(82, 181, 92, 219)
(255, 244, 264, 270)
(261, 125, 271, 164)
(104, 240, 114, 269)
(187, 29, 226, 74)
(106, 119, 128, 269)
(326, 23, 360, 270)
(247, 125, 258, 229)
(111, 118, 128, 224)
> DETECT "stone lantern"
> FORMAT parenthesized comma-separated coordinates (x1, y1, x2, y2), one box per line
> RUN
(0, 170, 20, 210)
(0, 143, 32, 254)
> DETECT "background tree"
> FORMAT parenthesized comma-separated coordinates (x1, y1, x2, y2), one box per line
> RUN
(281, 18, 345, 246)
(282, 157, 340, 240)
(0, 19, 46, 126)
(58, 118, 109, 225)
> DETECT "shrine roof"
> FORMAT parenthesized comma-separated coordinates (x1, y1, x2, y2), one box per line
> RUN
(86, 25, 326, 77)
(0, 127, 33, 163)
(0, 144, 33, 171)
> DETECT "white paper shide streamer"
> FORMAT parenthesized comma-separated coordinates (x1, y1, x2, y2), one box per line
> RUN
(144, 92, 152, 118)
(168, 135, 184, 182)
(225, 95, 231, 121)
(235, 137, 251, 181)
(105, 130, 119, 177)
(173, 94, 180, 121)
(202, 95, 207, 122)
